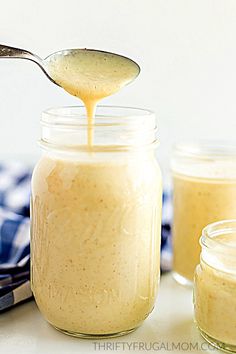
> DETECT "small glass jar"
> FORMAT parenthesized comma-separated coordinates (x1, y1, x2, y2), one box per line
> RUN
(194, 219, 236, 353)
(31, 106, 162, 338)
(171, 142, 236, 286)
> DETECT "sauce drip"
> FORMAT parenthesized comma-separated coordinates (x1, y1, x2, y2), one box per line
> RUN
(46, 49, 140, 147)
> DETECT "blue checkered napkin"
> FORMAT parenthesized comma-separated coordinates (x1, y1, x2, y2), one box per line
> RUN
(161, 192, 172, 272)
(0, 161, 31, 217)
(0, 160, 173, 312)
(0, 162, 32, 311)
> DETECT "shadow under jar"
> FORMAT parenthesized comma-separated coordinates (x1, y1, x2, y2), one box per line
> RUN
(171, 142, 236, 286)
(194, 220, 236, 353)
(31, 106, 162, 339)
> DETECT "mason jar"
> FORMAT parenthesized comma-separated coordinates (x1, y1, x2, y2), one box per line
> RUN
(171, 142, 236, 286)
(31, 106, 162, 338)
(194, 219, 236, 353)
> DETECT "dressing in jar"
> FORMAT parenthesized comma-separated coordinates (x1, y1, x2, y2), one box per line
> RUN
(171, 142, 236, 285)
(194, 219, 236, 353)
(31, 106, 162, 338)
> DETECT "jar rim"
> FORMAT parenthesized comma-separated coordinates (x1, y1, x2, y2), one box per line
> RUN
(40, 105, 158, 152)
(201, 219, 236, 250)
(173, 140, 236, 160)
(41, 105, 155, 128)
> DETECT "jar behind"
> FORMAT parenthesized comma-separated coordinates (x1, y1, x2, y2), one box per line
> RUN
(194, 220, 236, 353)
(171, 142, 236, 286)
(31, 106, 162, 338)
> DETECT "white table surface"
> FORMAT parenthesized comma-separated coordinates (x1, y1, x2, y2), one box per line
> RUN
(0, 274, 219, 354)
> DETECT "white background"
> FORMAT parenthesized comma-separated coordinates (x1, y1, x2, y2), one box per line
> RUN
(1, 0, 236, 174)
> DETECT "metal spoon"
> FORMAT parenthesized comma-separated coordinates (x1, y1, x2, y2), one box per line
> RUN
(0, 44, 140, 88)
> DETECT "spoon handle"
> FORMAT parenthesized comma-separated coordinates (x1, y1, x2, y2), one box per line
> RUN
(0, 44, 57, 85)
(0, 44, 37, 60)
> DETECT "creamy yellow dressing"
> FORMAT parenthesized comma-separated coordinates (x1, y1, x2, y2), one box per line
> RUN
(194, 254, 236, 347)
(31, 156, 162, 335)
(46, 49, 140, 146)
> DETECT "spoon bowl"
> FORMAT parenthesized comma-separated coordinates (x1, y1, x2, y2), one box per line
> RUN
(44, 48, 140, 100)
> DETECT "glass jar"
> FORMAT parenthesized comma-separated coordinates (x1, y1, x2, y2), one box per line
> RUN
(31, 106, 162, 338)
(194, 219, 236, 353)
(171, 142, 236, 286)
